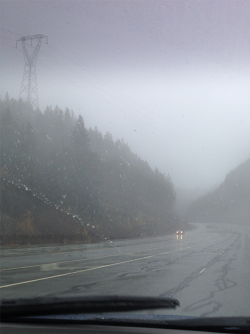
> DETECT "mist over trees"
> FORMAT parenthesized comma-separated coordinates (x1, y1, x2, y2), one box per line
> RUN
(0, 95, 178, 244)
(187, 158, 250, 225)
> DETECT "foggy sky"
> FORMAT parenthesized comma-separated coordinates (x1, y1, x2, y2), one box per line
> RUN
(1, 0, 250, 189)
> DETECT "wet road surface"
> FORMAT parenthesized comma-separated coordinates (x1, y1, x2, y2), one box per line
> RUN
(1, 223, 250, 317)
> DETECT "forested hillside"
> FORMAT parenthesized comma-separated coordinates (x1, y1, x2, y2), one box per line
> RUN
(0, 95, 178, 244)
(187, 158, 250, 225)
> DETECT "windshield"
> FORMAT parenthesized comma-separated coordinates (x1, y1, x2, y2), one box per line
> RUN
(1, 0, 250, 320)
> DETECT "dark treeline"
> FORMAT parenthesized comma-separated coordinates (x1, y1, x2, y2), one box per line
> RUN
(0, 95, 178, 244)
(187, 158, 250, 225)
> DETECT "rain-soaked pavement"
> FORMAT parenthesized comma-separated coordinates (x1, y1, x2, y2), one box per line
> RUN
(1, 223, 250, 317)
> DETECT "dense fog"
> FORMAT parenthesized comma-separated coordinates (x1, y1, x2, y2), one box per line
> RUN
(1, 0, 250, 191)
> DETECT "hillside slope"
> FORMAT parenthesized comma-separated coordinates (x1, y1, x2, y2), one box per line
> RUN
(187, 158, 250, 225)
(0, 96, 178, 244)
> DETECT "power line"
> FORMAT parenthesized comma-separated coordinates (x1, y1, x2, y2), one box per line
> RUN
(0, 42, 20, 50)
(1, 28, 21, 36)
(37, 58, 154, 128)
(46, 44, 218, 147)
(1, 35, 16, 42)
(37, 57, 212, 148)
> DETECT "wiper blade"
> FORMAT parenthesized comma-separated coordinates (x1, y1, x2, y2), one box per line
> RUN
(0, 295, 179, 319)
(39, 314, 249, 333)
(159, 316, 250, 333)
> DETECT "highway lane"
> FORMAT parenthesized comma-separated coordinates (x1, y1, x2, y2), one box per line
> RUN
(1, 223, 250, 317)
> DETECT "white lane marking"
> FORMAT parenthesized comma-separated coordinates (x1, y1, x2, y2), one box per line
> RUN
(0, 236, 224, 272)
(199, 268, 205, 274)
(0, 245, 172, 272)
(0, 250, 152, 272)
(40, 263, 59, 271)
(0, 237, 224, 289)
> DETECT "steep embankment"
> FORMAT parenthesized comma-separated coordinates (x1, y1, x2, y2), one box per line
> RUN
(0, 179, 98, 245)
(187, 158, 250, 225)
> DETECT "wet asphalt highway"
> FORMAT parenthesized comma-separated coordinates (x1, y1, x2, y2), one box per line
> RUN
(1, 223, 250, 317)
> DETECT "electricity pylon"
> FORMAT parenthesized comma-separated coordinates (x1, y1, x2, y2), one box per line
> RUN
(17, 34, 48, 109)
